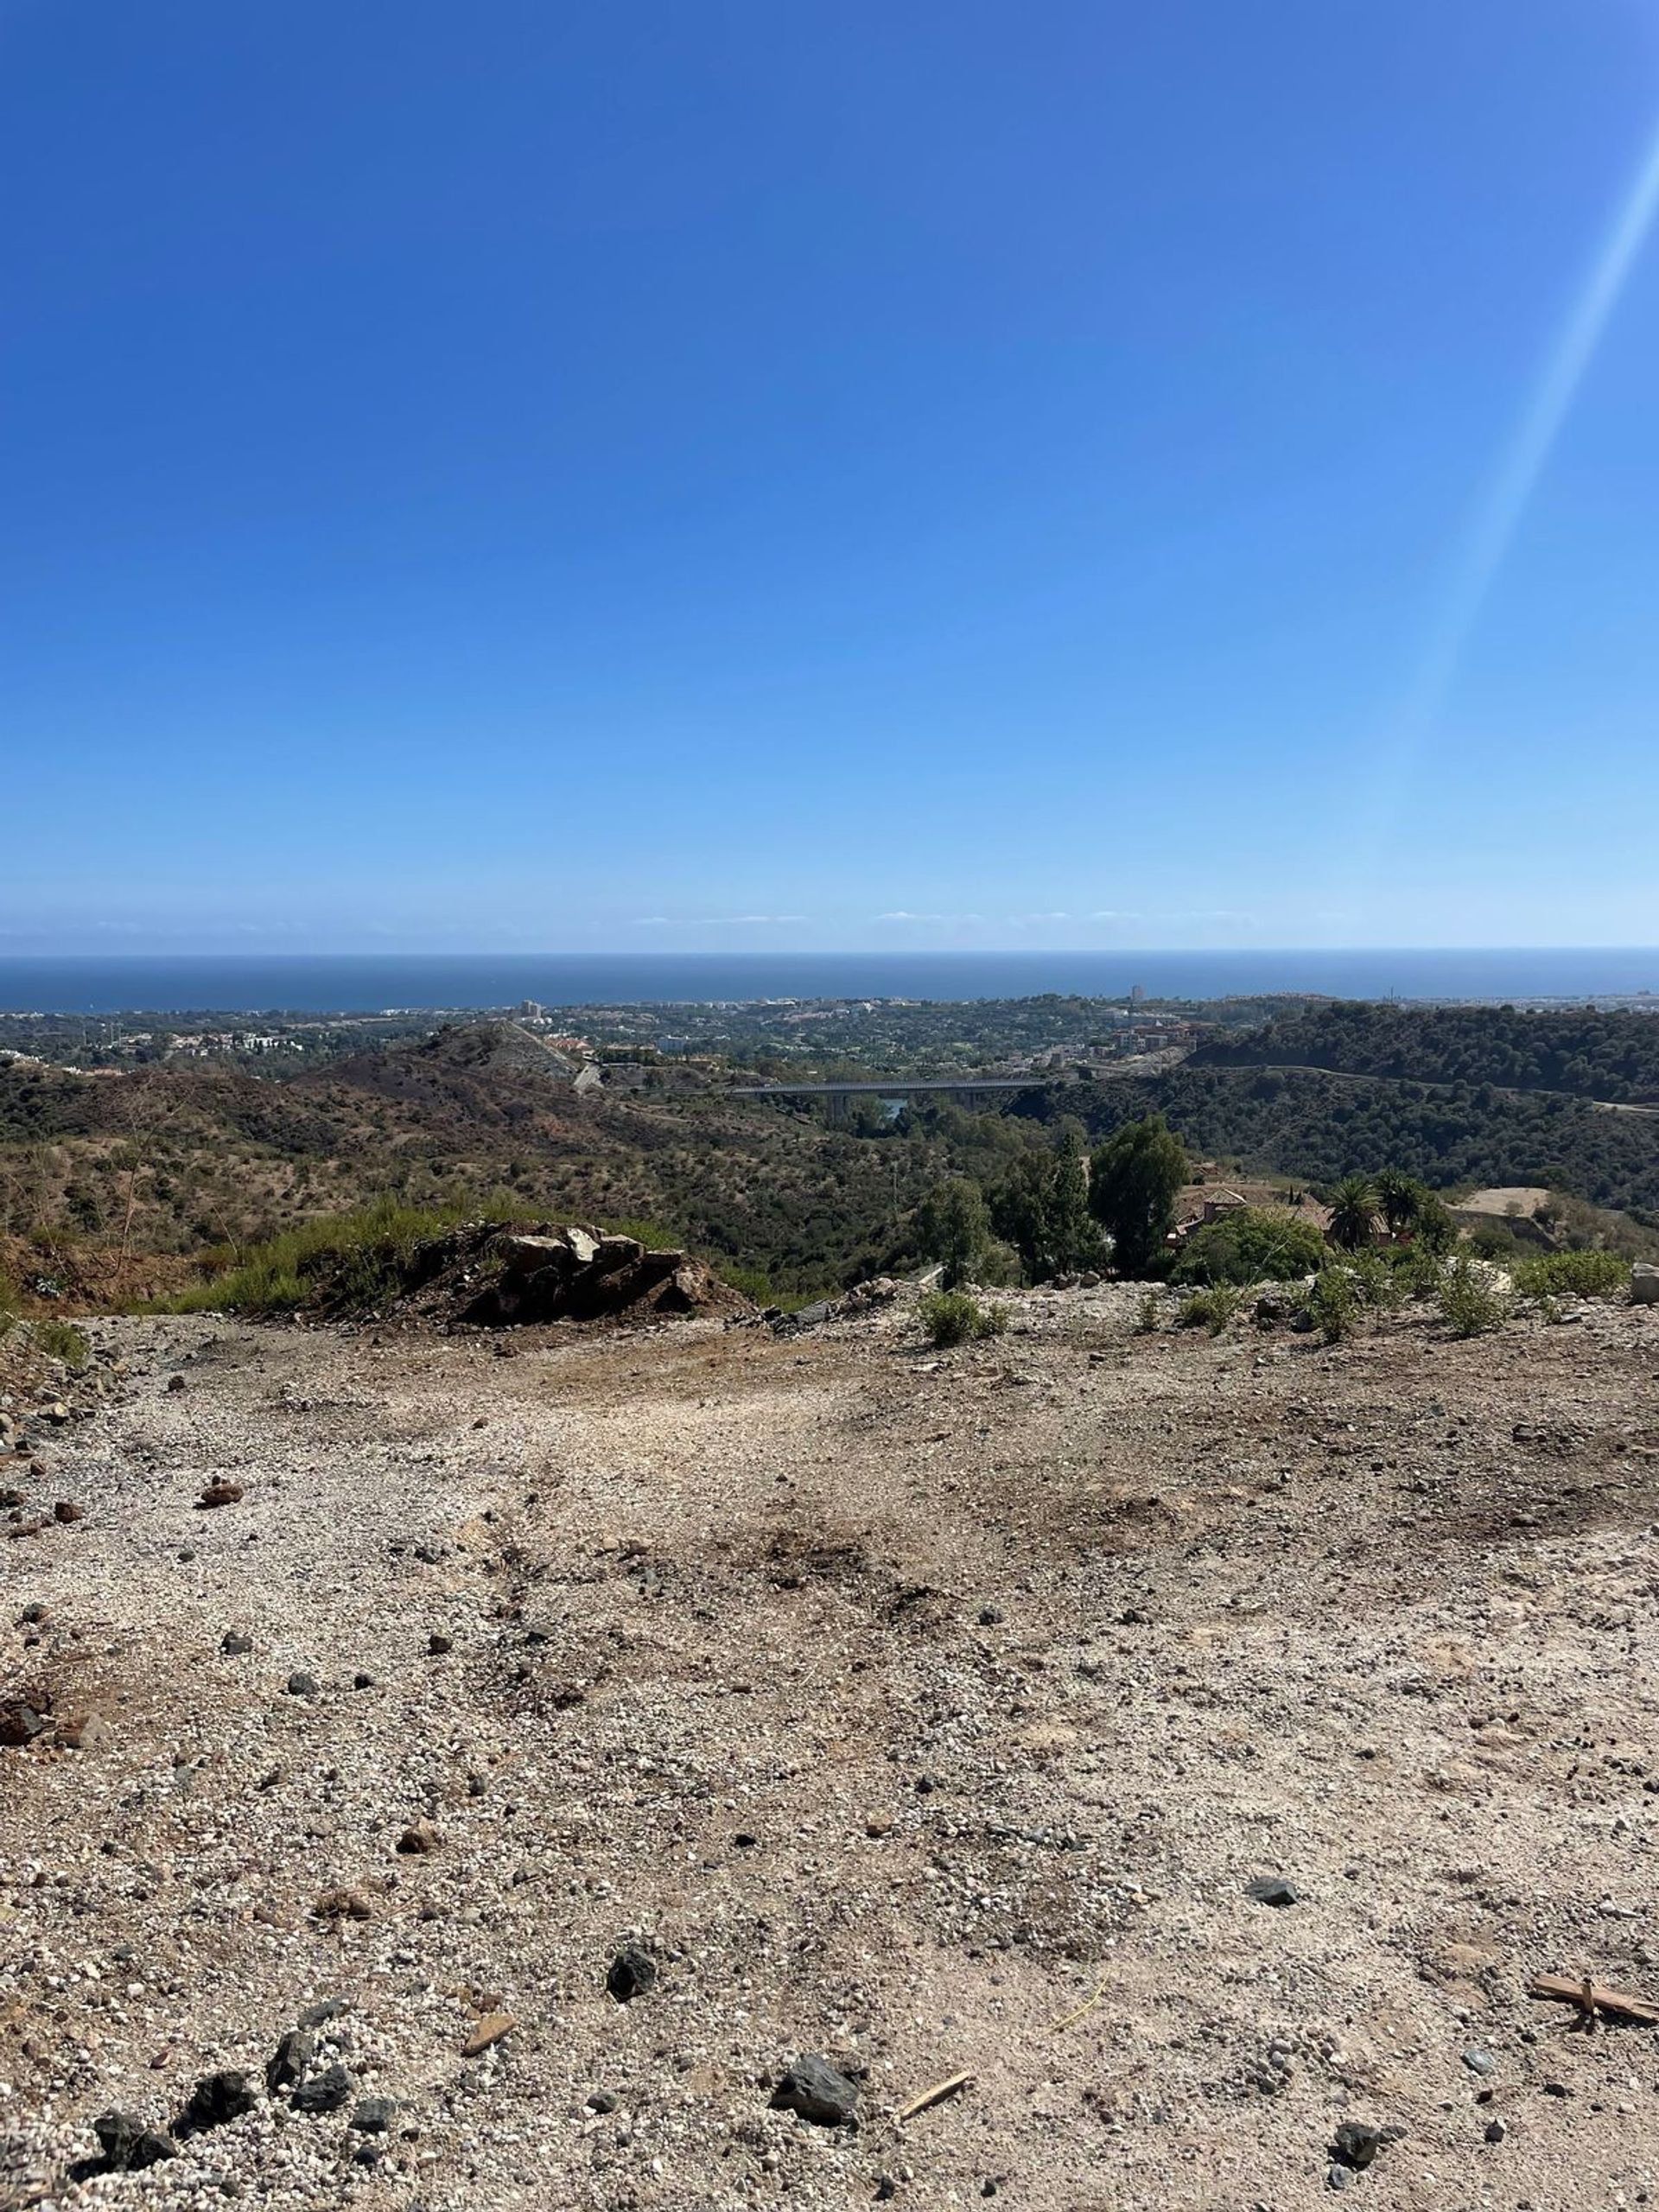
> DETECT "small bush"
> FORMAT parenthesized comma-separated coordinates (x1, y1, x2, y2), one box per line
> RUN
(1513, 1249, 1630, 1302)
(1134, 1288, 1161, 1334)
(1389, 1243, 1447, 1298)
(32, 1318, 89, 1370)
(1304, 1266, 1360, 1343)
(1176, 1284, 1242, 1335)
(1439, 1255, 1511, 1337)
(919, 1289, 1007, 1348)
(1345, 1248, 1402, 1310)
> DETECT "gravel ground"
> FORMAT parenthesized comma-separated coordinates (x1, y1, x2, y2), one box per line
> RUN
(3, 1286, 1658, 2212)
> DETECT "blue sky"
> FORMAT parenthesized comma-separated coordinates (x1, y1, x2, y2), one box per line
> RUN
(4, 0, 1658, 953)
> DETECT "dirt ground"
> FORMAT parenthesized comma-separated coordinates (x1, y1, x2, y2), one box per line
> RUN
(3, 1284, 1658, 2211)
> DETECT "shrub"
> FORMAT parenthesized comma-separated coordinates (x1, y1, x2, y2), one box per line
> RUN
(919, 1289, 1007, 1348)
(1512, 1249, 1631, 1302)
(1389, 1243, 1447, 1298)
(1134, 1288, 1161, 1334)
(32, 1318, 89, 1370)
(156, 1194, 523, 1317)
(1303, 1266, 1360, 1343)
(1439, 1255, 1511, 1337)
(1173, 1206, 1325, 1287)
(1345, 1248, 1402, 1310)
(1176, 1284, 1242, 1335)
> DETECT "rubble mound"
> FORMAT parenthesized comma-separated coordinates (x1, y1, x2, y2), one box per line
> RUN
(324, 1221, 747, 1330)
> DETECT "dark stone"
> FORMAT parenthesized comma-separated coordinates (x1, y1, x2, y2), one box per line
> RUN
(1484, 2119, 1508, 2144)
(1331, 2121, 1383, 2171)
(771, 2054, 861, 2126)
(353, 1672, 375, 1689)
(584, 2090, 620, 2113)
(291, 2063, 353, 2115)
(93, 2109, 177, 2171)
(221, 1632, 254, 1656)
(607, 1946, 658, 2002)
(977, 1605, 1006, 1626)
(734, 1831, 758, 1849)
(428, 1631, 453, 1656)
(299, 1996, 349, 2028)
(266, 2027, 315, 2093)
(286, 1671, 320, 1698)
(1245, 1877, 1302, 1907)
(167, 1373, 188, 1393)
(181, 2069, 258, 2133)
(350, 2096, 397, 2133)
(1326, 2165, 1352, 2192)
(1462, 2047, 1495, 2077)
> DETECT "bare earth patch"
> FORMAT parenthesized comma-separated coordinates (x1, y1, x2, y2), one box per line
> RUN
(3, 1286, 1657, 2210)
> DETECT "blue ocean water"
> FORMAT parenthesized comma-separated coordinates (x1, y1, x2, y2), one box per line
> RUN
(1, 950, 1657, 1014)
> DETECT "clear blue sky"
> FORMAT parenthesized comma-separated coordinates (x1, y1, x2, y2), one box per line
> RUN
(4, 0, 1658, 953)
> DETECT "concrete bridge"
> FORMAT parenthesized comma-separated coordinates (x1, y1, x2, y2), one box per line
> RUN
(728, 1075, 1063, 1119)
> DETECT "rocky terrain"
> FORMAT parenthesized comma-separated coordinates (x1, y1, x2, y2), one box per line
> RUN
(3, 1284, 1658, 2210)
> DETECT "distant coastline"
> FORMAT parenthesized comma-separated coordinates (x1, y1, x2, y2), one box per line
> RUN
(2, 950, 1657, 1016)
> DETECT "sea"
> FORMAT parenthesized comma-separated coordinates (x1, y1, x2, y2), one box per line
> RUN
(2, 950, 1657, 1015)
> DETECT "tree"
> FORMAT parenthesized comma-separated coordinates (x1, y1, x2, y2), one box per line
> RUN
(916, 1176, 991, 1287)
(1047, 1128, 1101, 1273)
(1373, 1168, 1418, 1237)
(1089, 1114, 1187, 1277)
(1327, 1173, 1378, 1251)
(1173, 1205, 1326, 1287)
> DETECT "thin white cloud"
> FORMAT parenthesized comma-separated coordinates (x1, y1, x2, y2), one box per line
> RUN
(874, 910, 985, 924)
(1090, 909, 1142, 922)
(632, 913, 809, 926)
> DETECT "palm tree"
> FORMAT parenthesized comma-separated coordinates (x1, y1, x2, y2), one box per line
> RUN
(1328, 1173, 1379, 1251)
(1373, 1168, 1418, 1239)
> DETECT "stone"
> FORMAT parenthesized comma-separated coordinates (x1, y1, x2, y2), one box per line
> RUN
(585, 2089, 620, 2113)
(0, 1700, 51, 1747)
(266, 2027, 315, 2093)
(1484, 2119, 1508, 2144)
(397, 1816, 444, 1854)
(1245, 1877, 1302, 1907)
(299, 1996, 349, 2026)
(93, 2109, 177, 2171)
(771, 2054, 860, 2126)
(427, 1630, 454, 1656)
(314, 1887, 372, 1922)
(291, 2063, 353, 2115)
(1462, 2047, 1496, 2076)
(198, 1479, 243, 1509)
(52, 1499, 84, 1524)
(1325, 2165, 1352, 2192)
(167, 1373, 188, 1393)
(607, 1946, 658, 2002)
(56, 1710, 114, 1751)
(461, 2011, 517, 2057)
(1331, 2121, 1383, 2171)
(221, 1631, 254, 1656)
(286, 1670, 320, 1698)
(977, 1605, 1006, 1626)
(181, 2070, 258, 2133)
(350, 2096, 397, 2133)
(1630, 1262, 1659, 1304)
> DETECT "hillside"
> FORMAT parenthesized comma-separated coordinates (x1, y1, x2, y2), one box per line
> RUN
(1192, 1000, 1659, 1104)
(1025, 1063, 1659, 1217)
(3, 1283, 1658, 2210)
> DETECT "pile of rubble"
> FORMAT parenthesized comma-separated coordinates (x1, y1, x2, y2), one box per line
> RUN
(378, 1222, 747, 1331)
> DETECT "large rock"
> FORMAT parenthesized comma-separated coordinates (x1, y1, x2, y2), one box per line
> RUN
(1633, 1262, 1659, 1306)
(771, 2054, 860, 2126)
